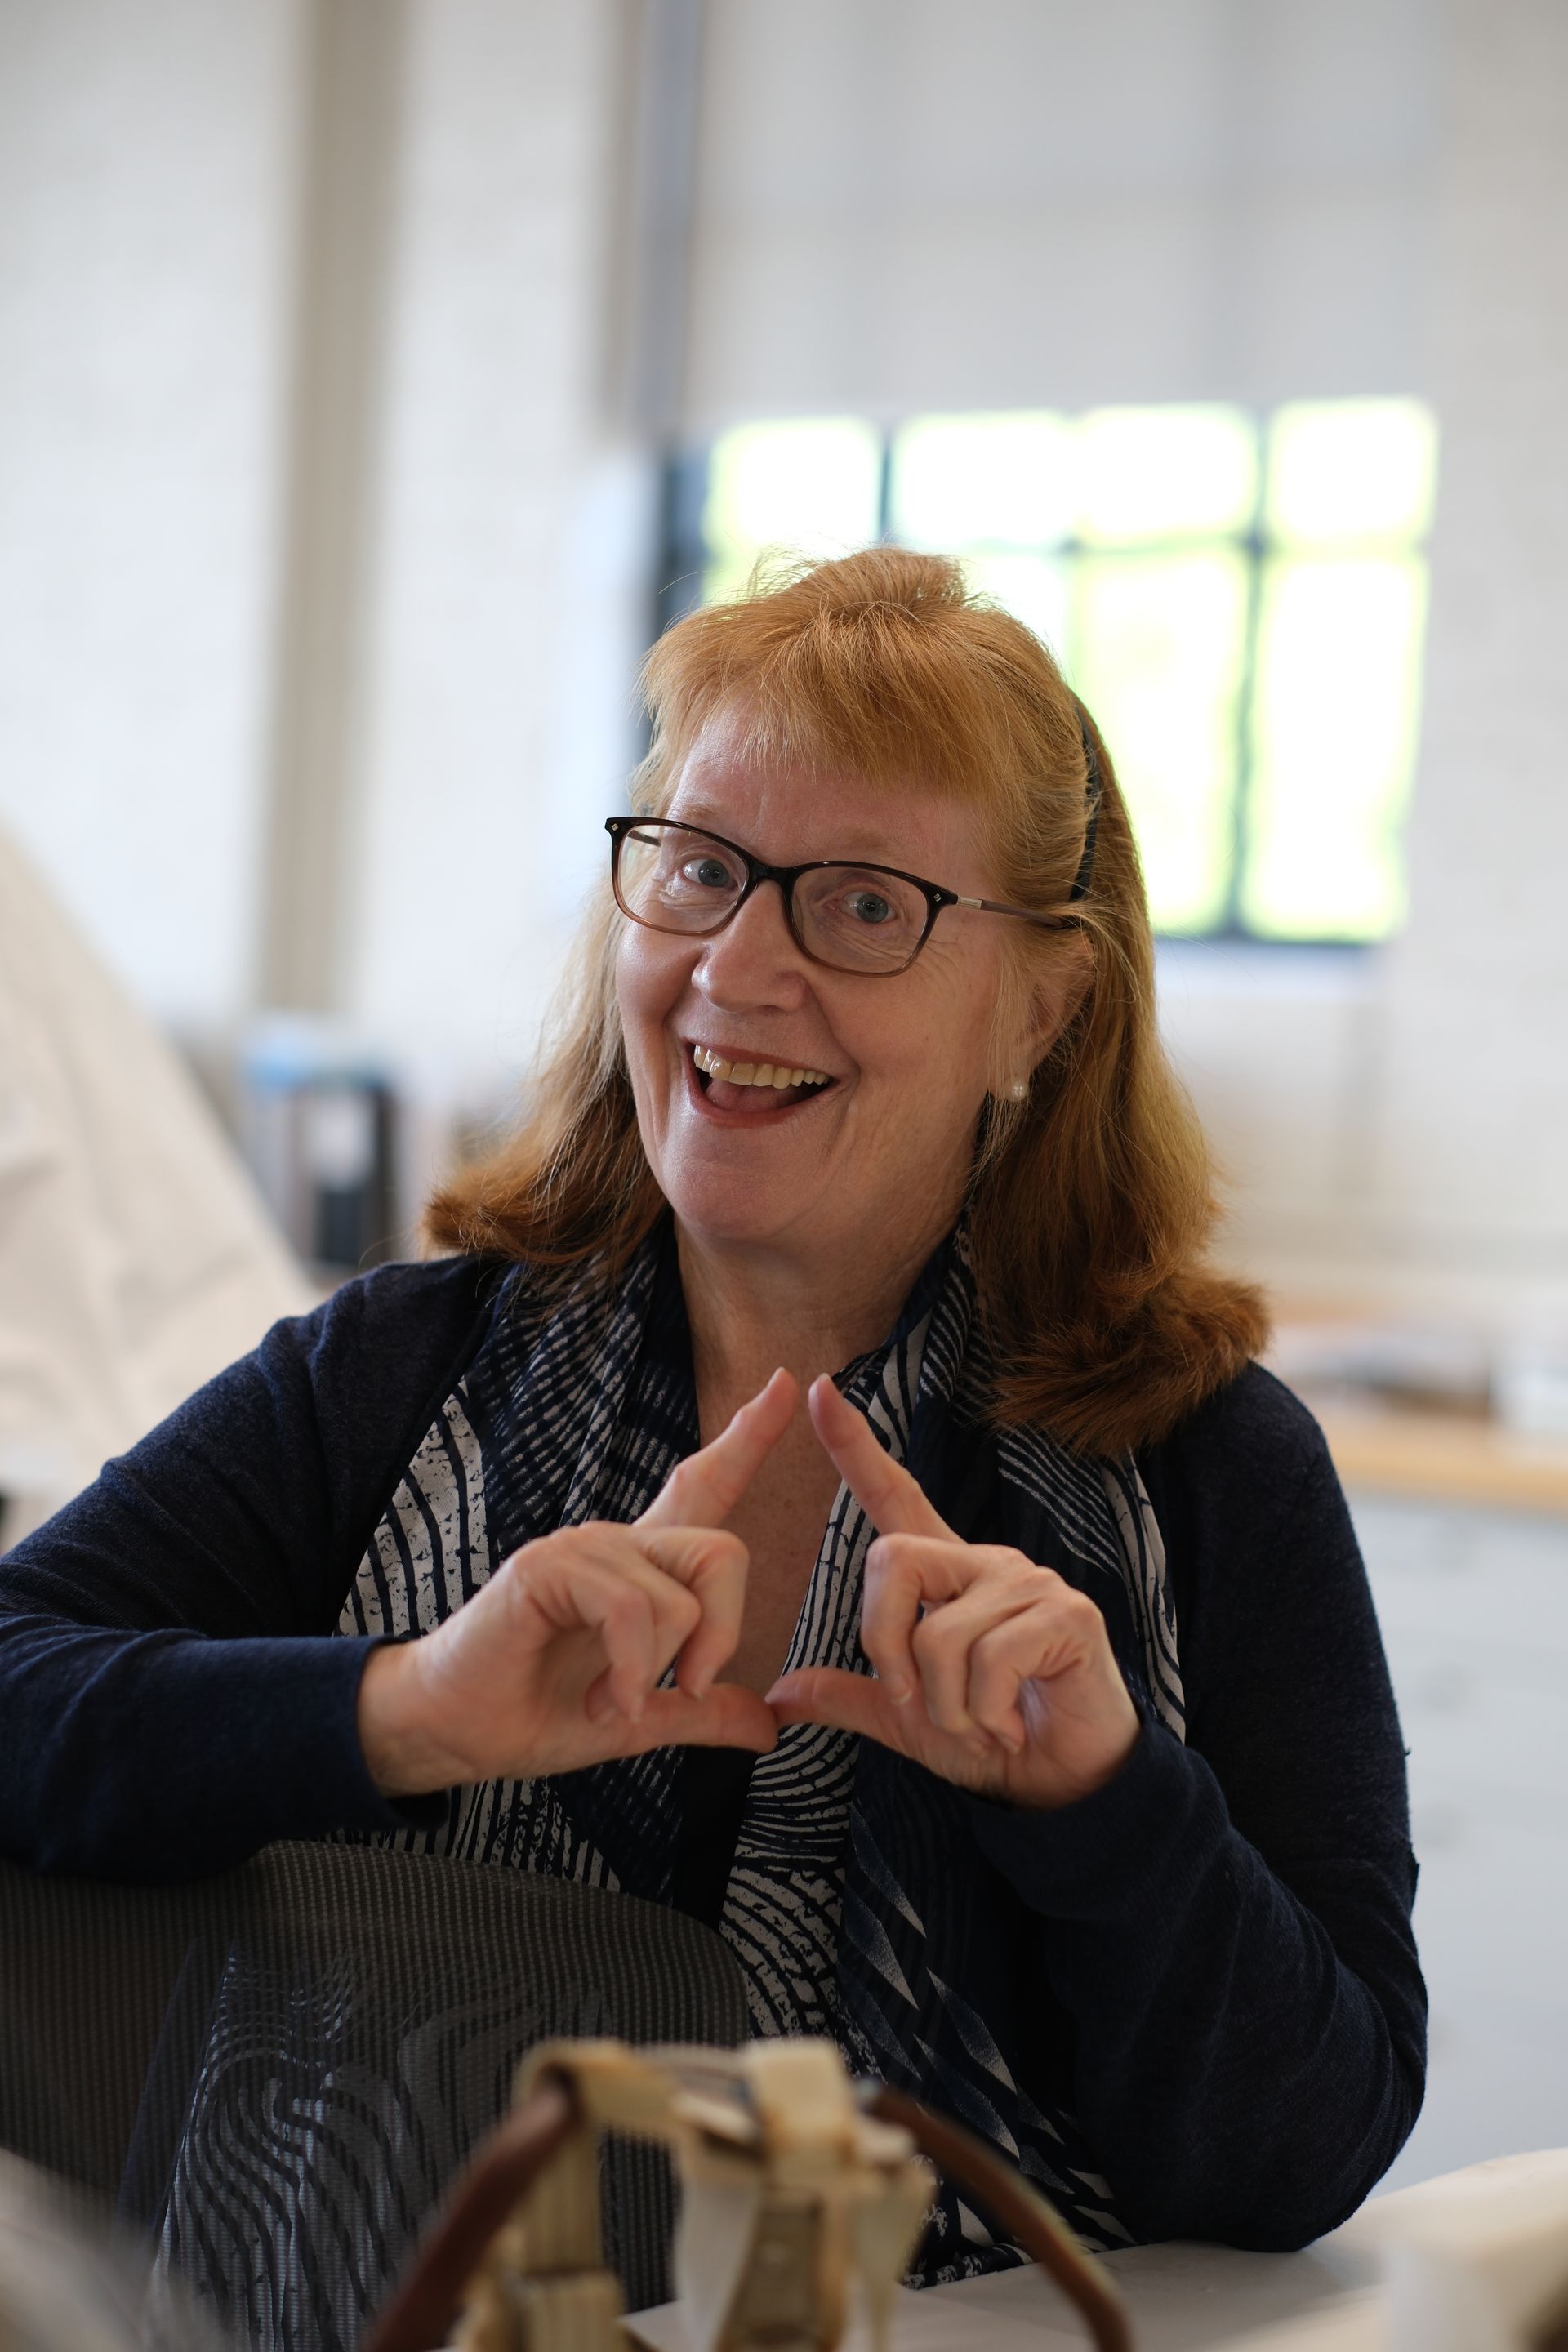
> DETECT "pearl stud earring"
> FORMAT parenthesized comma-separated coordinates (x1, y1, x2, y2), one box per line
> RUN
(1006, 1078, 1028, 1101)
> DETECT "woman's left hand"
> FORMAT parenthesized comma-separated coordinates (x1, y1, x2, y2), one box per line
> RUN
(767, 1379, 1142, 1809)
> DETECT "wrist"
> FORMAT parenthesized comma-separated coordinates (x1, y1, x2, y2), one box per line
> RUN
(355, 1640, 469, 1797)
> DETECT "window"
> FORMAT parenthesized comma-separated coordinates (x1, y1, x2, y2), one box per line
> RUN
(660, 400, 1437, 943)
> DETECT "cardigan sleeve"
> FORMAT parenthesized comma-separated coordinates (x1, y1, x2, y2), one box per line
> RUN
(0, 1256, 498, 1882)
(967, 1365, 1426, 2251)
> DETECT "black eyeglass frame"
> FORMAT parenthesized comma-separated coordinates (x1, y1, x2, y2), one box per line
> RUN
(605, 816, 1083, 978)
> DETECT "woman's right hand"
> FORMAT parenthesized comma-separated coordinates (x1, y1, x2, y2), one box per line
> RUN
(355, 1370, 795, 1797)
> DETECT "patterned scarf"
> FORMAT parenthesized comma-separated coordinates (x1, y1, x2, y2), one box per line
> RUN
(339, 1221, 1183, 2275)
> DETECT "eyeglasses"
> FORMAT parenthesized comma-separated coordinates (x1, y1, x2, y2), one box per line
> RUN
(605, 816, 1081, 978)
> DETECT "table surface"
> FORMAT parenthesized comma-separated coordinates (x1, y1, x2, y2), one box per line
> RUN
(627, 2150, 1568, 2352)
(1313, 1401, 1568, 1515)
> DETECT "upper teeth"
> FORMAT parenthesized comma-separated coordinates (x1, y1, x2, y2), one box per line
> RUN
(693, 1046, 831, 1089)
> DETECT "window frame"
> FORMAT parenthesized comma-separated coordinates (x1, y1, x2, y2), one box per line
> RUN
(653, 409, 1428, 949)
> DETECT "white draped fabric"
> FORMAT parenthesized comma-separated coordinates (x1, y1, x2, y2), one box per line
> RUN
(0, 826, 311, 1540)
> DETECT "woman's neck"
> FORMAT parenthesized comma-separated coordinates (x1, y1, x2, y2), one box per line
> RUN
(675, 1215, 951, 1409)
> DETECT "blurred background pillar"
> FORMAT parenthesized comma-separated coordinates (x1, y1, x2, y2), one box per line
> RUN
(258, 0, 410, 1020)
(333, 0, 649, 1075)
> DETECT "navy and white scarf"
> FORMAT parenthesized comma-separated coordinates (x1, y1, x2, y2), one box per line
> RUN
(339, 1222, 1183, 2275)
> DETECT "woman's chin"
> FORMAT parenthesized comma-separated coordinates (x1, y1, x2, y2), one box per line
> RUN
(665, 1180, 820, 1256)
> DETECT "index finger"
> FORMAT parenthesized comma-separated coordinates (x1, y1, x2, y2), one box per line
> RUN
(637, 1367, 797, 1531)
(807, 1374, 954, 1540)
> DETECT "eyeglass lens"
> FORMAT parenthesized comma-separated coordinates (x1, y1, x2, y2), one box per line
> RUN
(614, 822, 929, 974)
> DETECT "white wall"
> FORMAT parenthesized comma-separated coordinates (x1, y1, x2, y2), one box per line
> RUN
(1169, 0, 1568, 1327)
(0, 0, 301, 1031)
(0, 0, 648, 1084)
(685, 0, 1441, 427)
(1374, 0, 1568, 1316)
(341, 0, 651, 1082)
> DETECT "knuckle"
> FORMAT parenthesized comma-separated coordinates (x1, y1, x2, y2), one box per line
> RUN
(868, 1538, 919, 1587)
(971, 1688, 1011, 1732)
(861, 1559, 893, 1612)
(603, 1580, 653, 1632)
(860, 1625, 900, 1678)
(862, 1543, 897, 1595)
(538, 1525, 608, 1575)
(667, 1585, 702, 1637)
(909, 1614, 949, 1667)
(987, 1556, 1058, 1609)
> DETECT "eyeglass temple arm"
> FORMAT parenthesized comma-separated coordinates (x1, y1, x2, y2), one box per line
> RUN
(956, 895, 1080, 930)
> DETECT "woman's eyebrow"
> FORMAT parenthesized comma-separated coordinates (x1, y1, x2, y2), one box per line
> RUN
(671, 808, 909, 862)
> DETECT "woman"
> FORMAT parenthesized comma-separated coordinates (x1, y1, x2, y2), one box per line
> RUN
(0, 549, 1423, 2278)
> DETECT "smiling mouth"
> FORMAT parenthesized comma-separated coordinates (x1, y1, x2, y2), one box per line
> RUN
(693, 1045, 832, 1089)
(690, 1044, 836, 1111)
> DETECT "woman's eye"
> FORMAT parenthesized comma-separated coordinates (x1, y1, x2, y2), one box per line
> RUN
(844, 890, 895, 926)
(679, 855, 737, 891)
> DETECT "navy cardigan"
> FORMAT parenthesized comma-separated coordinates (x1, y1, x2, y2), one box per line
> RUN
(0, 1257, 1425, 2248)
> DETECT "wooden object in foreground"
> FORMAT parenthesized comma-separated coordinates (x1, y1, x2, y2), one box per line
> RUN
(361, 2038, 1132, 2352)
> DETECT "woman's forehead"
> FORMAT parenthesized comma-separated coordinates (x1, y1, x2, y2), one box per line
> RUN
(668, 724, 977, 869)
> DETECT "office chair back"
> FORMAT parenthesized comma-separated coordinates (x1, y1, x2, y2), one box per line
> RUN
(0, 1841, 750, 2352)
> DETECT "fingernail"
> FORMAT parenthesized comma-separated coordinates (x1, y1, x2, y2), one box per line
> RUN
(889, 1677, 915, 1706)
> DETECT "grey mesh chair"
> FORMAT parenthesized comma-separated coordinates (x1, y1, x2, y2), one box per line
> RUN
(0, 1842, 750, 2352)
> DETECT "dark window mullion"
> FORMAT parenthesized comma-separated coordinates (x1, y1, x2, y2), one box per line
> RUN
(655, 446, 711, 641)
(1222, 412, 1270, 937)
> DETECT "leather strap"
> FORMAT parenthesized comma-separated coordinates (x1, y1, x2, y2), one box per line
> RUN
(361, 2074, 579, 2352)
(363, 2065, 1132, 2352)
(866, 2085, 1131, 2352)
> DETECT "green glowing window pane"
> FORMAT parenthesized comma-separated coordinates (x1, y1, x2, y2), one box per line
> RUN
(1071, 551, 1250, 932)
(891, 412, 1075, 550)
(1076, 407, 1258, 545)
(703, 418, 883, 568)
(1242, 556, 1428, 939)
(1265, 400, 1438, 546)
(962, 554, 1070, 657)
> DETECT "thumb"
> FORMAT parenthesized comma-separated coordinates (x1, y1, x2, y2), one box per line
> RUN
(766, 1665, 907, 1748)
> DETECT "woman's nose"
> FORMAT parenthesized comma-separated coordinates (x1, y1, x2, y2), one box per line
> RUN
(694, 881, 810, 1002)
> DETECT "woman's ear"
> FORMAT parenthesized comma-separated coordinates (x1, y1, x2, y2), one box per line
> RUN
(1021, 931, 1094, 1080)
(986, 932, 1094, 1105)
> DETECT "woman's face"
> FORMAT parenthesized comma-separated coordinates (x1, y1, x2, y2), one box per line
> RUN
(615, 718, 1054, 1276)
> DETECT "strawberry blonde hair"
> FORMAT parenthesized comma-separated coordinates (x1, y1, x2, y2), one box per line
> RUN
(427, 547, 1266, 1454)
